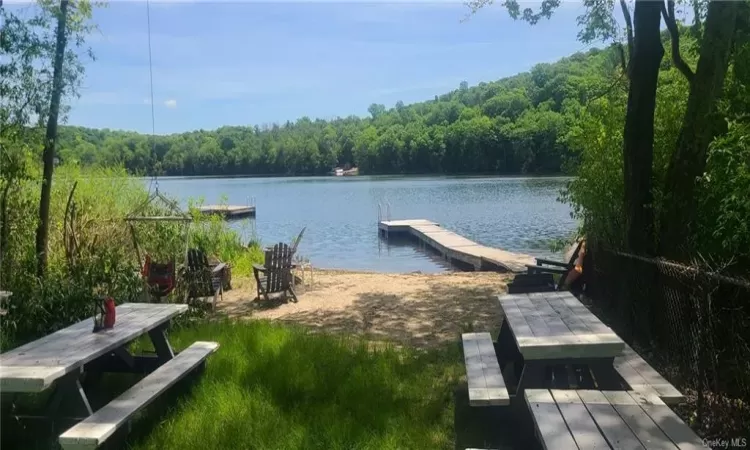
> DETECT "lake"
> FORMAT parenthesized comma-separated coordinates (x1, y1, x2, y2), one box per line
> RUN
(155, 175, 577, 273)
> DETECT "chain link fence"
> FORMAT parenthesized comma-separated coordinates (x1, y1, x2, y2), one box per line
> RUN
(583, 247, 750, 440)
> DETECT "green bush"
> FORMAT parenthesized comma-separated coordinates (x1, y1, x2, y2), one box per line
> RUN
(560, 33, 750, 267)
(0, 166, 263, 350)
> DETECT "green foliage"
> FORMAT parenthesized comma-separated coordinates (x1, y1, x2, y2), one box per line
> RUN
(0, 167, 147, 348)
(562, 28, 750, 266)
(126, 320, 462, 450)
(694, 121, 750, 263)
(56, 47, 621, 176)
(186, 200, 264, 277)
(0, 1, 96, 136)
(562, 95, 627, 248)
(0, 166, 263, 350)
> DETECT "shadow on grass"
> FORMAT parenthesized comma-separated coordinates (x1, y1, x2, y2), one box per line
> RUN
(274, 281, 504, 348)
(126, 320, 468, 450)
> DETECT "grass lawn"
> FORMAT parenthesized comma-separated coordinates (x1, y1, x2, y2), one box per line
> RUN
(126, 319, 465, 450)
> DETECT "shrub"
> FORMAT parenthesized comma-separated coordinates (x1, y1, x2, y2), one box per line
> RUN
(0, 167, 262, 350)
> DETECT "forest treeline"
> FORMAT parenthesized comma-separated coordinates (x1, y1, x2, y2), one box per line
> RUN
(57, 46, 620, 176)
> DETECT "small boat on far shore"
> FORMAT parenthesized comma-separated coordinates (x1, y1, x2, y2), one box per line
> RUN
(331, 166, 359, 177)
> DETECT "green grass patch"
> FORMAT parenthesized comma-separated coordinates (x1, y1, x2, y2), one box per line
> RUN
(130, 320, 464, 450)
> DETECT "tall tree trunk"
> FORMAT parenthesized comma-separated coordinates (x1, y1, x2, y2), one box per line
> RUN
(659, 0, 740, 259)
(622, 0, 664, 255)
(0, 178, 12, 285)
(35, 0, 69, 277)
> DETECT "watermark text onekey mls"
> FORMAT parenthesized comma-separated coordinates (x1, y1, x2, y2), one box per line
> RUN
(703, 437, 748, 448)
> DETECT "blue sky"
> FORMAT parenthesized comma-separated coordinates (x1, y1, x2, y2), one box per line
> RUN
(14, 1, 615, 134)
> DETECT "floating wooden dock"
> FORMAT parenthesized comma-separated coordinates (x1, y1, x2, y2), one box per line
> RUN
(197, 205, 256, 219)
(378, 219, 535, 273)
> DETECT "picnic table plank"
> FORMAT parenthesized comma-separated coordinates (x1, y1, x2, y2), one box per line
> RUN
(560, 295, 612, 335)
(463, 333, 490, 405)
(546, 293, 593, 335)
(1, 303, 187, 393)
(550, 390, 611, 450)
(475, 335, 509, 403)
(627, 391, 705, 450)
(498, 296, 533, 338)
(618, 344, 685, 404)
(4, 304, 174, 367)
(529, 294, 572, 336)
(602, 391, 677, 449)
(525, 389, 579, 450)
(577, 390, 646, 450)
(59, 341, 218, 450)
(462, 333, 509, 406)
(514, 294, 552, 337)
(1, 304, 146, 359)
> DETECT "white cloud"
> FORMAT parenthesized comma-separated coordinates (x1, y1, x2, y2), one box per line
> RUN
(164, 99, 178, 108)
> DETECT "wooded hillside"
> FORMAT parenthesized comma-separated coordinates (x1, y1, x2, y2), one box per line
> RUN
(57, 46, 619, 176)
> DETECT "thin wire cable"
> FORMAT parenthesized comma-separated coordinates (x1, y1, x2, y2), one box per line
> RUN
(146, 0, 157, 193)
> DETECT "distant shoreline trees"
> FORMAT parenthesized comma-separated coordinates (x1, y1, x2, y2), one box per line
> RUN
(56, 46, 623, 178)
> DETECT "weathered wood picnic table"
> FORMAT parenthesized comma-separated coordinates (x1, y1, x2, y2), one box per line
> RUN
(496, 291, 626, 396)
(0, 302, 218, 450)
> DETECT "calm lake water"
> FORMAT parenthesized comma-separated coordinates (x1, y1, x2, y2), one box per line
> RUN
(155, 175, 577, 273)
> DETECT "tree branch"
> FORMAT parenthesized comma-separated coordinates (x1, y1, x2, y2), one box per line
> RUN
(616, 42, 628, 75)
(662, 0, 695, 82)
(620, 0, 634, 77)
(691, 0, 702, 41)
(588, 71, 628, 104)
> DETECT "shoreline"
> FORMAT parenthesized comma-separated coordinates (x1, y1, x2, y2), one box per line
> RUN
(137, 173, 574, 181)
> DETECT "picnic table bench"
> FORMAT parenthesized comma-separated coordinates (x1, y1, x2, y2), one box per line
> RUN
(614, 343, 685, 406)
(525, 389, 704, 449)
(0, 303, 218, 450)
(462, 332, 510, 406)
(462, 292, 684, 403)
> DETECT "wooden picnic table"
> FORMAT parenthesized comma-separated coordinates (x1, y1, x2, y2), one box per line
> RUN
(0, 303, 187, 419)
(496, 291, 626, 396)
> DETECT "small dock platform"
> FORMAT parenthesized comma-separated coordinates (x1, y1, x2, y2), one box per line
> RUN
(378, 219, 535, 273)
(198, 205, 256, 219)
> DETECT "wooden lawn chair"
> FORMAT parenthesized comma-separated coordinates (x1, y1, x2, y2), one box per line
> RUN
(183, 248, 227, 310)
(253, 242, 297, 303)
(524, 240, 585, 291)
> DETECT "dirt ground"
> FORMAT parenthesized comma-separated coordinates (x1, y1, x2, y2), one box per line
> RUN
(218, 269, 512, 348)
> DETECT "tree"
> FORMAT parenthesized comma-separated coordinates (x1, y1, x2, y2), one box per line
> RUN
(468, 0, 664, 254)
(621, 0, 664, 255)
(36, 0, 72, 276)
(1, 1, 95, 276)
(659, 0, 742, 258)
(367, 103, 386, 119)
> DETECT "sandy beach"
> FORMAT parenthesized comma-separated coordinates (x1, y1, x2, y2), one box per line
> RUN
(219, 269, 512, 348)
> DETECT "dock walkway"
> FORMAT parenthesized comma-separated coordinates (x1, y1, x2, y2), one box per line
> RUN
(378, 219, 535, 273)
(198, 205, 256, 219)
